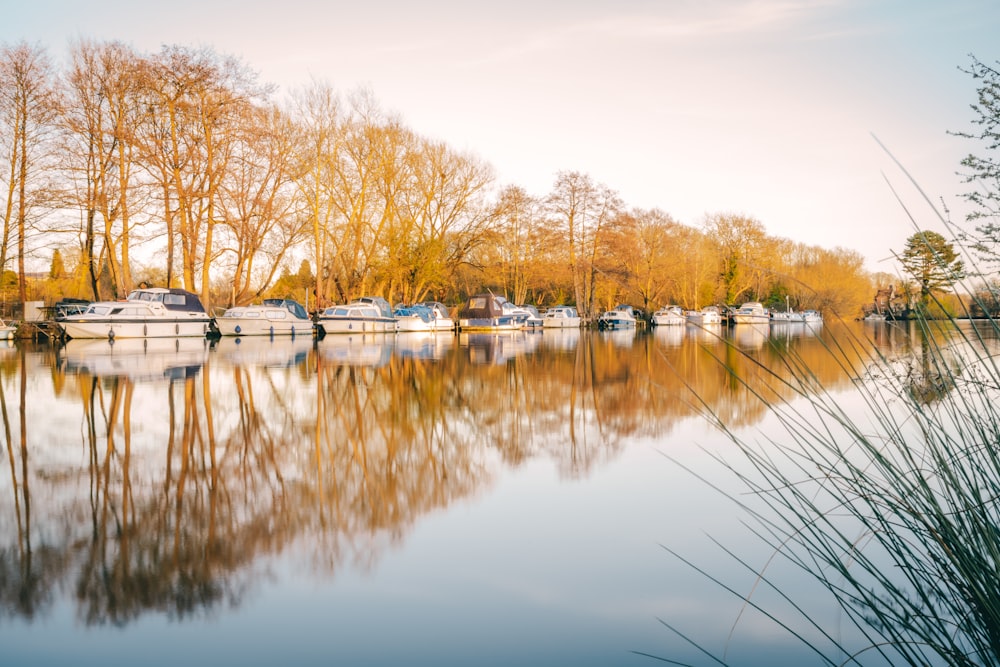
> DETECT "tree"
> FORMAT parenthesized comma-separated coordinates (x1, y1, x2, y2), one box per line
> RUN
(954, 55, 1000, 266)
(49, 248, 64, 278)
(703, 213, 775, 304)
(62, 39, 144, 300)
(546, 171, 621, 318)
(0, 42, 58, 306)
(898, 230, 964, 311)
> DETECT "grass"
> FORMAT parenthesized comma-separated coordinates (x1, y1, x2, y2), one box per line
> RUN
(648, 174, 1000, 665)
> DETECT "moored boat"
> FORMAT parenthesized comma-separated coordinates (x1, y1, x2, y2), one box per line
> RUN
(542, 305, 581, 329)
(732, 301, 770, 325)
(0, 320, 16, 340)
(55, 287, 213, 340)
(317, 296, 396, 335)
(215, 298, 313, 337)
(395, 302, 455, 332)
(415, 301, 456, 331)
(686, 305, 722, 326)
(457, 294, 521, 332)
(651, 305, 686, 326)
(597, 304, 638, 330)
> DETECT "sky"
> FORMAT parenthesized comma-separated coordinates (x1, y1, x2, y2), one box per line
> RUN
(4, 0, 998, 272)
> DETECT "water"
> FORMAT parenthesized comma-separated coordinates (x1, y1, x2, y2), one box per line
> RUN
(0, 321, 948, 666)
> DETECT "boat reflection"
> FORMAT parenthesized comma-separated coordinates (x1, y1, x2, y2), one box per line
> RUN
(732, 323, 769, 350)
(599, 328, 637, 348)
(540, 328, 581, 351)
(393, 331, 455, 360)
(57, 337, 209, 380)
(316, 332, 394, 367)
(459, 331, 541, 364)
(653, 325, 685, 348)
(212, 335, 314, 368)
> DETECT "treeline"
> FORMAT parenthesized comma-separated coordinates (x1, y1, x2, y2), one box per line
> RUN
(1, 39, 874, 317)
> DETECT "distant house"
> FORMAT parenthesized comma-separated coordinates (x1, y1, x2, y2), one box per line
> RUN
(868, 284, 908, 319)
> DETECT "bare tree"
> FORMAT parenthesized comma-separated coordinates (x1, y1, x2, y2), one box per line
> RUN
(137, 45, 270, 310)
(217, 103, 305, 306)
(288, 80, 341, 309)
(0, 42, 58, 305)
(546, 171, 621, 318)
(61, 39, 146, 299)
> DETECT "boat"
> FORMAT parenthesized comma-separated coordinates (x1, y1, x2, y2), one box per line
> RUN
(863, 310, 886, 322)
(732, 301, 770, 325)
(802, 309, 823, 324)
(316, 296, 396, 335)
(651, 305, 686, 326)
(511, 304, 544, 329)
(55, 287, 214, 340)
(215, 298, 313, 337)
(0, 320, 15, 340)
(415, 301, 456, 331)
(686, 306, 722, 326)
(457, 293, 521, 332)
(394, 302, 455, 333)
(597, 304, 638, 330)
(542, 305, 581, 329)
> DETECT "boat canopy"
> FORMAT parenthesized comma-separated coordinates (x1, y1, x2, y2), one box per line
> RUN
(459, 294, 505, 319)
(127, 287, 207, 313)
(263, 298, 309, 320)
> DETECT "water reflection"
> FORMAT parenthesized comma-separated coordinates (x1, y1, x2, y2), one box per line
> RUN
(0, 322, 944, 631)
(58, 337, 210, 380)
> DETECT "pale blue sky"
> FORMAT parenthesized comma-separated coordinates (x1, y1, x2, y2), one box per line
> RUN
(4, 0, 998, 270)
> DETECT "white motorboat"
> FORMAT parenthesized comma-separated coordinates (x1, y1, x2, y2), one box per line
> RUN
(415, 301, 456, 331)
(651, 305, 686, 326)
(317, 296, 396, 335)
(511, 304, 544, 329)
(0, 320, 16, 340)
(395, 302, 455, 332)
(686, 306, 722, 326)
(732, 301, 770, 325)
(215, 298, 313, 337)
(55, 287, 214, 339)
(597, 304, 638, 329)
(802, 309, 823, 323)
(542, 305, 581, 329)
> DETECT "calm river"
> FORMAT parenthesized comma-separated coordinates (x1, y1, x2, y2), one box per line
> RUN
(0, 320, 952, 666)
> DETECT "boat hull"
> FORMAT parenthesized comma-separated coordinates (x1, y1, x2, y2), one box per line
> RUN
(317, 316, 396, 335)
(58, 316, 212, 339)
(215, 314, 313, 337)
(457, 317, 522, 332)
(542, 317, 581, 328)
(394, 317, 455, 333)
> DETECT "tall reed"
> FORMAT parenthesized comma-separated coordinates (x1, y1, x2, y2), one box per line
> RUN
(651, 197, 1000, 664)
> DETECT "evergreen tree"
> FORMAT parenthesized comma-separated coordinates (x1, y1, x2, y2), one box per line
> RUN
(898, 230, 964, 311)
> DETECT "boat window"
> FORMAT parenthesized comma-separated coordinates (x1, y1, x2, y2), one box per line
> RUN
(245, 311, 260, 318)
(163, 293, 185, 306)
(224, 310, 241, 317)
(266, 310, 286, 319)
(469, 297, 486, 309)
(88, 305, 111, 316)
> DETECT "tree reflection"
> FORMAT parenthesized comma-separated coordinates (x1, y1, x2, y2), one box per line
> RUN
(0, 326, 873, 625)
